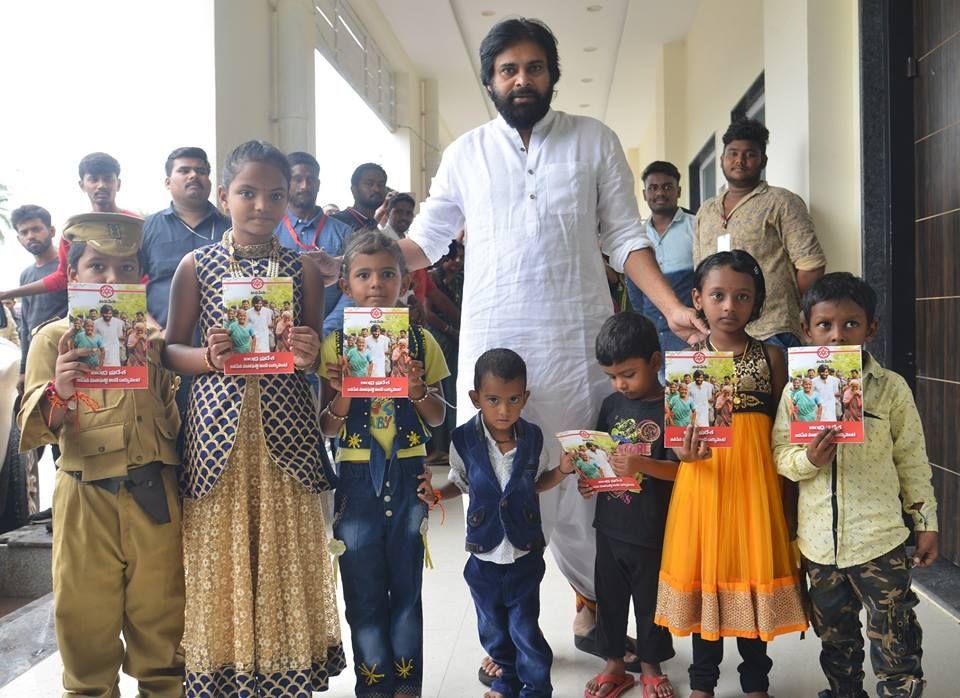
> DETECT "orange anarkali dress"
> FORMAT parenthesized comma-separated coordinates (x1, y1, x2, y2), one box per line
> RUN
(655, 338, 807, 641)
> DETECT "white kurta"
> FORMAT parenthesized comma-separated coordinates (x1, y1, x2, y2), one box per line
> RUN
(815, 375, 841, 421)
(93, 317, 123, 366)
(247, 307, 274, 354)
(407, 109, 650, 597)
(365, 333, 390, 377)
(688, 381, 714, 427)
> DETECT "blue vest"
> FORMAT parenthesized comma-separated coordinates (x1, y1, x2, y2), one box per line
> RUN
(452, 414, 546, 555)
(336, 325, 432, 453)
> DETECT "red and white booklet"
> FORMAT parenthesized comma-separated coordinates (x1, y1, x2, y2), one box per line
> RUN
(222, 276, 295, 375)
(68, 283, 148, 389)
(787, 345, 864, 444)
(663, 350, 735, 448)
(557, 430, 641, 494)
(341, 307, 410, 398)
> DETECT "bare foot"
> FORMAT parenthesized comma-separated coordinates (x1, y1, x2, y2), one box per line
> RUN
(689, 691, 713, 697)
(585, 658, 628, 697)
(640, 661, 675, 697)
(480, 655, 502, 680)
(574, 602, 596, 636)
(745, 693, 769, 698)
(395, 693, 417, 698)
(483, 692, 505, 698)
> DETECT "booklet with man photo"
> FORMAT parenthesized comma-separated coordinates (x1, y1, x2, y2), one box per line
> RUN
(787, 345, 864, 444)
(221, 276, 295, 375)
(67, 282, 149, 389)
(341, 306, 410, 398)
(663, 350, 736, 448)
(557, 429, 642, 494)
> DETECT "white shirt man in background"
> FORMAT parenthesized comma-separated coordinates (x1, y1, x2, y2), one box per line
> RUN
(365, 324, 390, 377)
(247, 296, 274, 353)
(814, 364, 842, 421)
(93, 306, 123, 365)
(688, 370, 714, 427)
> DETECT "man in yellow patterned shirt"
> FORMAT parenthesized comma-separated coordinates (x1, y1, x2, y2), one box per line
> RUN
(694, 118, 827, 349)
(773, 273, 937, 698)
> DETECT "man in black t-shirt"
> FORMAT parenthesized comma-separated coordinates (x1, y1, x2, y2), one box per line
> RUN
(580, 312, 678, 698)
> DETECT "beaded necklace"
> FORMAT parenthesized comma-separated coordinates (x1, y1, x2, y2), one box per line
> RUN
(222, 229, 281, 278)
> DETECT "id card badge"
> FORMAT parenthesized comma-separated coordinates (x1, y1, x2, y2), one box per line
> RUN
(717, 233, 731, 252)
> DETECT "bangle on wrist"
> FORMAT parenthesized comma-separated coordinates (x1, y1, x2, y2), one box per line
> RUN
(324, 402, 348, 421)
(203, 347, 221, 373)
(410, 389, 430, 404)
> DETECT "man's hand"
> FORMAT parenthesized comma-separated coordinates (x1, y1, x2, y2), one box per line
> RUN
(408, 359, 427, 399)
(805, 426, 839, 468)
(288, 326, 321, 369)
(668, 305, 709, 345)
(416, 468, 437, 505)
(912, 531, 939, 568)
(301, 250, 342, 288)
(206, 326, 234, 370)
(673, 425, 711, 463)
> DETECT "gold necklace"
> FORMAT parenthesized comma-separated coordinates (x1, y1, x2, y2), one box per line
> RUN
(223, 229, 280, 278)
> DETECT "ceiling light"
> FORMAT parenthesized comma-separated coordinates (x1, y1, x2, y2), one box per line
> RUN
(581, 77, 593, 83)
(587, 5, 603, 11)
(481, 10, 495, 16)
(584, 46, 598, 52)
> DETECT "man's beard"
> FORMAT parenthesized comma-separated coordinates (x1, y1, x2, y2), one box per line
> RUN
(490, 85, 553, 131)
(290, 191, 317, 210)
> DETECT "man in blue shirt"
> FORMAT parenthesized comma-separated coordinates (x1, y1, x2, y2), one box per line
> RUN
(142, 147, 231, 328)
(626, 161, 696, 355)
(275, 151, 355, 336)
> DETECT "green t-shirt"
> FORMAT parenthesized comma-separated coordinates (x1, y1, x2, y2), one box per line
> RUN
(669, 394, 695, 426)
(793, 391, 821, 422)
(227, 321, 254, 353)
(74, 331, 103, 367)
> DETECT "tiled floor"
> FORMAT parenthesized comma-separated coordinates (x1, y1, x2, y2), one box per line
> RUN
(3, 477, 959, 697)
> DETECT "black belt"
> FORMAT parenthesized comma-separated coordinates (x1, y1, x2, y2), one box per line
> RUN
(66, 462, 172, 524)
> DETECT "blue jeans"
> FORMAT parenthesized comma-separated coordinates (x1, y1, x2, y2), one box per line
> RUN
(464, 552, 553, 698)
(627, 272, 695, 383)
(763, 332, 804, 351)
(334, 442, 428, 696)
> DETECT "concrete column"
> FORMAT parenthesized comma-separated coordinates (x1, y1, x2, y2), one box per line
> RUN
(275, 0, 316, 154)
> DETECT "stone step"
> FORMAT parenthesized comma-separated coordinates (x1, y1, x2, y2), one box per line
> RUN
(0, 593, 56, 688)
(0, 522, 52, 599)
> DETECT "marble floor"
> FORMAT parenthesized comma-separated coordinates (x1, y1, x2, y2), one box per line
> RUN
(2, 471, 959, 697)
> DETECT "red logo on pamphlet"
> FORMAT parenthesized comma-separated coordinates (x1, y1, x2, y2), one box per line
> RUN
(251, 277, 265, 290)
(579, 430, 591, 439)
(99, 285, 115, 299)
(371, 307, 383, 320)
(817, 346, 831, 359)
(693, 351, 706, 364)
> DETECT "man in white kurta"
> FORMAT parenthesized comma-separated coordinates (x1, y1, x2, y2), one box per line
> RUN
(247, 298, 274, 354)
(688, 373, 714, 427)
(814, 366, 842, 421)
(93, 309, 123, 365)
(365, 326, 390, 377)
(400, 19, 704, 665)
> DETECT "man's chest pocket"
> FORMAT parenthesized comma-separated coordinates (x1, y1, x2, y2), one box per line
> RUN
(543, 162, 589, 215)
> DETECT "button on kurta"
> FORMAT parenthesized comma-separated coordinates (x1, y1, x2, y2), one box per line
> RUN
(384, 495, 392, 502)
(385, 510, 393, 517)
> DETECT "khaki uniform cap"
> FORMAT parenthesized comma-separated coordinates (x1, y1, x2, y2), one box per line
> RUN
(62, 212, 143, 255)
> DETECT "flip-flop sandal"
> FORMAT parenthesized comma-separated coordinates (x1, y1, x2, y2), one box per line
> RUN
(478, 664, 497, 687)
(585, 672, 636, 698)
(640, 674, 673, 698)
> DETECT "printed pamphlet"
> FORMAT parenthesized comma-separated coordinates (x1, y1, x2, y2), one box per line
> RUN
(557, 429, 641, 494)
(787, 345, 864, 444)
(663, 350, 736, 447)
(222, 276, 295, 375)
(342, 306, 410, 398)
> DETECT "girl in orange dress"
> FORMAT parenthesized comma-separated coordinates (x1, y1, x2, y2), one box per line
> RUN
(655, 251, 807, 698)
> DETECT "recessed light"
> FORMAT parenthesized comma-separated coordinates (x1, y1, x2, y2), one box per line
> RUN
(579, 103, 590, 108)
(481, 10, 495, 16)
(581, 77, 593, 83)
(584, 46, 598, 52)
(587, 4, 603, 11)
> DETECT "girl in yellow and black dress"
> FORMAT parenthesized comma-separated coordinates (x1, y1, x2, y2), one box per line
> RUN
(164, 140, 344, 696)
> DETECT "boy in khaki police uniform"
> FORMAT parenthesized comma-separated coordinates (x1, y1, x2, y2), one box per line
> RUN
(19, 212, 184, 697)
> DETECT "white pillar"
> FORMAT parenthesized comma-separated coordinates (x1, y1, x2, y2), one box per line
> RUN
(275, 0, 316, 154)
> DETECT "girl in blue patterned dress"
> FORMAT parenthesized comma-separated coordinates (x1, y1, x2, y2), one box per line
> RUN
(318, 231, 449, 698)
(163, 141, 344, 696)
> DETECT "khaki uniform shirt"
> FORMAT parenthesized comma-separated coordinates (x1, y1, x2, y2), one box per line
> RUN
(773, 352, 938, 567)
(694, 182, 827, 339)
(18, 318, 180, 481)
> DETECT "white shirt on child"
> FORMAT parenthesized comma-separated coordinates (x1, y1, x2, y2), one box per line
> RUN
(448, 418, 551, 565)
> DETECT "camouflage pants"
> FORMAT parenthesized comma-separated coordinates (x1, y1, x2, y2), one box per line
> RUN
(805, 546, 924, 698)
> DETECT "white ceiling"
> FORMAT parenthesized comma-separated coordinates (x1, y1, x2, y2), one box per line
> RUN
(374, 0, 700, 147)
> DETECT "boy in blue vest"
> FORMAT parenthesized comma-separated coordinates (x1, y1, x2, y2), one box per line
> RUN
(420, 348, 577, 698)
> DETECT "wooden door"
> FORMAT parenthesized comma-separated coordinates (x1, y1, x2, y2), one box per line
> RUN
(913, 0, 960, 565)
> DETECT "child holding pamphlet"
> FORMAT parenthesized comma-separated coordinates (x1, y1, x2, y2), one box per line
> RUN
(318, 230, 449, 698)
(655, 251, 807, 698)
(419, 348, 576, 698)
(18, 213, 184, 697)
(164, 141, 344, 694)
(578, 312, 678, 698)
(773, 273, 938, 698)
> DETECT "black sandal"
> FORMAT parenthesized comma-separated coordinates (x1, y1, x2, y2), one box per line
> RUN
(574, 627, 643, 670)
(478, 664, 497, 687)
